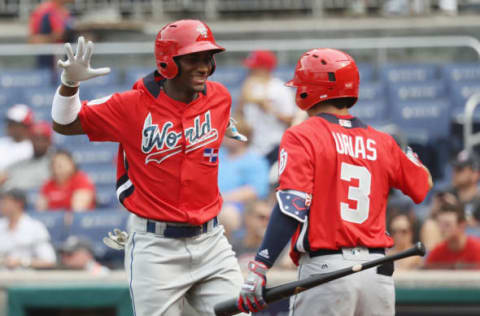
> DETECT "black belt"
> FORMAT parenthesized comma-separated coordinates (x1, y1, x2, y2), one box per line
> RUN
(146, 217, 218, 238)
(309, 247, 385, 258)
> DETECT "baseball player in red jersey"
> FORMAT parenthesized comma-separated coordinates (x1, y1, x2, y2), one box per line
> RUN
(236, 48, 433, 316)
(50, 20, 246, 316)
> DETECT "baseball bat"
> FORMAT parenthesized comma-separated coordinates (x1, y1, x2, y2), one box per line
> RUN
(215, 242, 425, 316)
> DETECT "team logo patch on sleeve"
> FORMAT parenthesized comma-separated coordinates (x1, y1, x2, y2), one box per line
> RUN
(203, 148, 218, 163)
(276, 190, 311, 223)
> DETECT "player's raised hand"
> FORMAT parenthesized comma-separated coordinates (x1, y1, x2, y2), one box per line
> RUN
(237, 260, 268, 313)
(58, 36, 111, 87)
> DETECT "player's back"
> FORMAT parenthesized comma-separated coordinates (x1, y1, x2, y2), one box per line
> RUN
(282, 112, 429, 251)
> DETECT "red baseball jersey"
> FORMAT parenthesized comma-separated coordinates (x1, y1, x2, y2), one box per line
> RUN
(278, 113, 430, 255)
(78, 72, 231, 225)
(425, 236, 480, 269)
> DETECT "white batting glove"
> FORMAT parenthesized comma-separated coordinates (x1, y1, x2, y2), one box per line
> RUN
(58, 36, 111, 87)
(102, 228, 129, 250)
(226, 117, 248, 142)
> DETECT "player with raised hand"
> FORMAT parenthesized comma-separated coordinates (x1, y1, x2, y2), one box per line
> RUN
(236, 48, 433, 315)
(51, 20, 246, 316)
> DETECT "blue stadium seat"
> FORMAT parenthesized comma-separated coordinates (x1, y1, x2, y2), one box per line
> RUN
(82, 162, 117, 186)
(273, 65, 295, 82)
(70, 142, 117, 165)
(95, 184, 119, 208)
(69, 210, 129, 258)
(380, 64, 438, 83)
(210, 66, 247, 87)
(0, 69, 54, 88)
(449, 80, 480, 111)
(389, 80, 446, 102)
(442, 63, 480, 82)
(358, 82, 386, 101)
(124, 67, 155, 87)
(28, 211, 68, 248)
(350, 101, 388, 125)
(81, 84, 132, 101)
(391, 98, 451, 140)
(357, 63, 375, 82)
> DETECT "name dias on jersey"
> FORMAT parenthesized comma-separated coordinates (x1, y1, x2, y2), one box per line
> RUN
(332, 132, 377, 161)
(142, 111, 218, 164)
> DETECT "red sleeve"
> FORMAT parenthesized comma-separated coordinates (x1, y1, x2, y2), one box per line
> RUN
(277, 129, 314, 193)
(390, 140, 430, 204)
(78, 90, 140, 142)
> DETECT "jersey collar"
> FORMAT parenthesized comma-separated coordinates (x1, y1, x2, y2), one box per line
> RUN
(316, 112, 367, 129)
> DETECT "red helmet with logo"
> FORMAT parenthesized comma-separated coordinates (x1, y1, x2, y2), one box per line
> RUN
(286, 48, 359, 111)
(154, 19, 225, 79)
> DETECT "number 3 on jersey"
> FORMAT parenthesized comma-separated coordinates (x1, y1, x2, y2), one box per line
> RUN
(340, 162, 372, 224)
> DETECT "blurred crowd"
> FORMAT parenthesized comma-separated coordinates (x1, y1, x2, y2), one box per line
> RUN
(1, 0, 480, 275)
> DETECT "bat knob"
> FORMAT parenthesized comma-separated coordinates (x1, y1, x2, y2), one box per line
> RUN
(415, 242, 426, 257)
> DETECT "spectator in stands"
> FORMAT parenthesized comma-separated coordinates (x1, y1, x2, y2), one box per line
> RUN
(36, 149, 96, 212)
(234, 50, 297, 165)
(0, 104, 34, 172)
(387, 213, 423, 270)
(424, 198, 480, 269)
(0, 189, 56, 270)
(29, 0, 76, 70)
(449, 150, 480, 221)
(218, 119, 270, 207)
(58, 236, 110, 276)
(420, 191, 454, 251)
(1, 121, 54, 191)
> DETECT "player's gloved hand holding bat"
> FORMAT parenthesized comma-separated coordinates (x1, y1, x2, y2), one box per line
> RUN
(103, 229, 128, 250)
(225, 117, 248, 142)
(58, 36, 111, 87)
(237, 260, 268, 313)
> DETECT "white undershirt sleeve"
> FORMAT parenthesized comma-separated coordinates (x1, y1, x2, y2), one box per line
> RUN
(51, 87, 82, 125)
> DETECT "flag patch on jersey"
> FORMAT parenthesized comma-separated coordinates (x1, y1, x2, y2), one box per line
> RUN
(203, 148, 218, 163)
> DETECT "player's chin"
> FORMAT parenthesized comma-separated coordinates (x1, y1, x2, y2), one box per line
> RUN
(191, 82, 207, 92)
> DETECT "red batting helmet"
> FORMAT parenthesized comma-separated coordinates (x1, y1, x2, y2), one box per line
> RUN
(154, 19, 225, 79)
(286, 48, 359, 111)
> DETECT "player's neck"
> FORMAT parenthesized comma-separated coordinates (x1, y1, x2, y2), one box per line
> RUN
(163, 80, 198, 104)
(307, 104, 349, 117)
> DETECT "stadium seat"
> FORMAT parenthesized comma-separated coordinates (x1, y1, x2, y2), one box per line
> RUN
(358, 82, 386, 101)
(380, 63, 438, 83)
(273, 65, 295, 82)
(391, 98, 451, 141)
(95, 184, 120, 208)
(82, 162, 117, 186)
(69, 210, 129, 259)
(28, 211, 69, 248)
(124, 67, 155, 87)
(357, 63, 375, 82)
(70, 142, 118, 165)
(350, 101, 388, 125)
(449, 80, 480, 111)
(442, 63, 480, 82)
(389, 80, 446, 102)
(80, 84, 132, 101)
(0, 69, 54, 88)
